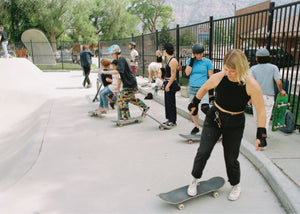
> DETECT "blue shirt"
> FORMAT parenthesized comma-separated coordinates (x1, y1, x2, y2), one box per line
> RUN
(186, 57, 214, 87)
(251, 63, 281, 95)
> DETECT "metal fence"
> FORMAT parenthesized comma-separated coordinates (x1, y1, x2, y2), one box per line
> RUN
(99, 1, 300, 130)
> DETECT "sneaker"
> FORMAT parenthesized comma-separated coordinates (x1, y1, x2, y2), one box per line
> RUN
(142, 106, 150, 117)
(163, 120, 169, 125)
(191, 127, 200, 135)
(109, 102, 115, 109)
(228, 184, 241, 201)
(86, 84, 92, 88)
(166, 121, 177, 127)
(187, 178, 198, 196)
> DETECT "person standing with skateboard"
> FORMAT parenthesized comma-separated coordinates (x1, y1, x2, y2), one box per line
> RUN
(185, 43, 214, 134)
(99, 45, 149, 120)
(128, 42, 139, 76)
(249, 47, 286, 130)
(162, 43, 180, 128)
(187, 49, 267, 201)
(80, 45, 94, 88)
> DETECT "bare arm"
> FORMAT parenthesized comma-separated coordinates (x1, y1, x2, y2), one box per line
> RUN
(195, 71, 225, 100)
(99, 69, 119, 75)
(275, 79, 286, 96)
(246, 76, 267, 151)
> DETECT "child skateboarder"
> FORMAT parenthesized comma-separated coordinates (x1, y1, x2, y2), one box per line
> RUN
(99, 45, 149, 120)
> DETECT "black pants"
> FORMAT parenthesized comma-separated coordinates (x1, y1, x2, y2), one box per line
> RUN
(191, 105, 245, 186)
(82, 65, 91, 86)
(163, 80, 178, 123)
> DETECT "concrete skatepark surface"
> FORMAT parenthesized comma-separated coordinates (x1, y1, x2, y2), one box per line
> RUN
(0, 58, 297, 213)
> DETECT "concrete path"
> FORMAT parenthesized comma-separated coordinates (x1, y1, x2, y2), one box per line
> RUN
(0, 62, 285, 213)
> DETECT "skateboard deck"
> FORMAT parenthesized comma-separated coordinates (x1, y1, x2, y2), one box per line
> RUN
(112, 116, 143, 127)
(144, 113, 173, 130)
(159, 176, 225, 210)
(179, 134, 201, 144)
(272, 94, 289, 131)
(88, 110, 104, 117)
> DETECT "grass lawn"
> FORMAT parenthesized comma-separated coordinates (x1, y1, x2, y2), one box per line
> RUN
(37, 63, 98, 71)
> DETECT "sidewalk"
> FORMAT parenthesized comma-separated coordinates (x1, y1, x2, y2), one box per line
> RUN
(136, 76, 300, 213)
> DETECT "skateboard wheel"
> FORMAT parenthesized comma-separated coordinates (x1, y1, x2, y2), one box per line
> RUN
(212, 191, 219, 198)
(178, 204, 184, 210)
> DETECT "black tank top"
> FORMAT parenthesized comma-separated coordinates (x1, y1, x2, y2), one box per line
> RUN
(165, 57, 175, 78)
(215, 75, 250, 112)
(157, 56, 162, 63)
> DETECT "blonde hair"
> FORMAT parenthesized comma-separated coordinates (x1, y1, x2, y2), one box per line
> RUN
(223, 49, 250, 85)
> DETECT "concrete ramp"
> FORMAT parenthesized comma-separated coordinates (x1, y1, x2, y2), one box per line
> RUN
(0, 58, 52, 191)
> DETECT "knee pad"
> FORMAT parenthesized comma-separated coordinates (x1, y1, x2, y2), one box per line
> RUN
(201, 104, 209, 115)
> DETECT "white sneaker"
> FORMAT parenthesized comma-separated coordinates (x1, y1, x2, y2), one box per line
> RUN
(228, 183, 241, 201)
(187, 178, 198, 196)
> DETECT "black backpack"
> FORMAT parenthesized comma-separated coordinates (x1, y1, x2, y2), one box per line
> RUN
(280, 110, 295, 133)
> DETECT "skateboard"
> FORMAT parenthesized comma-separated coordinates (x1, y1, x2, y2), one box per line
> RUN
(179, 134, 201, 144)
(112, 116, 143, 127)
(88, 110, 104, 117)
(272, 94, 289, 131)
(144, 113, 173, 130)
(158, 176, 225, 210)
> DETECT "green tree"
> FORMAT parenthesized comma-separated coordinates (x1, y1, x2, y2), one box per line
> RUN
(90, 0, 140, 40)
(158, 25, 175, 46)
(127, 0, 174, 33)
(179, 29, 194, 46)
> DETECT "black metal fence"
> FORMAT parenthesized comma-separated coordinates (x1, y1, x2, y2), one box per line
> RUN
(99, 1, 300, 129)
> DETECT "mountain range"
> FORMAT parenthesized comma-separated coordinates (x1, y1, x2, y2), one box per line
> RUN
(165, 0, 297, 28)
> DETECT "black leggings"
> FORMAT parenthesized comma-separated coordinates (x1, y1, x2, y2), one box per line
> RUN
(191, 105, 245, 186)
(83, 65, 91, 86)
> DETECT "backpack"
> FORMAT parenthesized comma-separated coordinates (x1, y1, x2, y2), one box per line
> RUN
(280, 110, 295, 133)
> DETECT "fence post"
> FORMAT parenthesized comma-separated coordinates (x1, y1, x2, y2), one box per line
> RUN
(209, 16, 214, 60)
(98, 39, 101, 68)
(266, 2, 275, 50)
(30, 40, 34, 64)
(176, 24, 180, 81)
(142, 33, 145, 77)
(156, 29, 159, 50)
(60, 40, 64, 70)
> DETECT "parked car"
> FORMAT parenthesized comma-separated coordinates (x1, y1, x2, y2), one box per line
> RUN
(244, 47, 294, 68)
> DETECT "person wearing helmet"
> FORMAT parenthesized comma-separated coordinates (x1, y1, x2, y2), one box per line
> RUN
(99, 44, 149, 119)
(249, 47, 286, 130)
(162, 42, 180, 127)
(185, 43, 214, 134)
(128, 41, 139, 76)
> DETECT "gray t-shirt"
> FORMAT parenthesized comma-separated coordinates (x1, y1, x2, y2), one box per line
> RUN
(250, 63, 281, 95)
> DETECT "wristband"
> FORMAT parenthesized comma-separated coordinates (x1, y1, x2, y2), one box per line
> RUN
(188, 96, 201, 116)
(256, 127, 267, 147)
(189, 57, 195, 67)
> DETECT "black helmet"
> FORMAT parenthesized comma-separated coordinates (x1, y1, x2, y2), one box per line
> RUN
(129, 41, 136, 47)
(192, 43, 204, 54)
